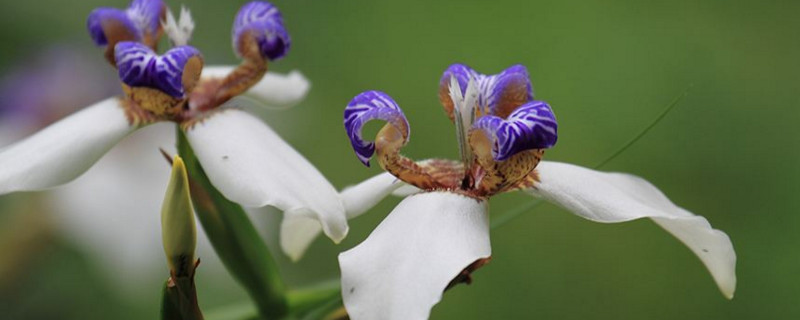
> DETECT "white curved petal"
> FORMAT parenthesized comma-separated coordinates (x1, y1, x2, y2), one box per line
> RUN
(0, 119, 37, 147)
(51, 123, 233, 291)
(279, 172, 407, 261)
(202, 65, 310, 109)
(0, 98, 136, 195)
(526, 161, 736, 299)
(391, 184, 421, 197)
(339, 192, 490, 320)
(341, 172, 407, 219)
(51, 123, 174, 286)
(279, 214, 322, 262)
(186, 109, 348, 243)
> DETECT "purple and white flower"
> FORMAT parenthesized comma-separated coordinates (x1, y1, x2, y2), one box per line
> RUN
(336, 63, 737, 319)
(0, 1, 354, 259)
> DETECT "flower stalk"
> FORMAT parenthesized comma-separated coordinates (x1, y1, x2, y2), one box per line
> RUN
(203, 281, 344, 320)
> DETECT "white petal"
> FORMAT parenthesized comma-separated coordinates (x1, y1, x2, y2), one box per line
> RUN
(186, 109, 348, 243)
(51, 123, 235, 292)
(202, 66, 310, 109)
(526, 161, 737, 298)
(279, 214, 322, 262)
(341, 172, 407, 219)
(279, 172, 407, 261)
(339, 192, 490, 320)
(0, 98, 136, 195)
(51, 123, 174, 286)
(391, 183, 421, 197)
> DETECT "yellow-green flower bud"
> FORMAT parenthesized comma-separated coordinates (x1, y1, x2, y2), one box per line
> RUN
(161, 155, 197, 277)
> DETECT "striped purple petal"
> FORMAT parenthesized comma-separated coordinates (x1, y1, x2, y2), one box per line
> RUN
(439, 64, 478, 96)
(233, 1, 290, 60)
(87, 0, 165, 46)
(344, 91, 409, 166)
(481, 65, 534, 118)
(115, 42, 202, 97)
(438, 64, 478, 119)
(439, 64, 533, 119)
(126, 0, 165, 37)
(472, 100, 557, 161)
(87, 8, 139, 45)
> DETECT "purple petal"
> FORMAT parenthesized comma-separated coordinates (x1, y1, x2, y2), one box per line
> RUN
(473, 100, 557, 161)
(344, 91, 409, 166)
(233, 1, 291, 60)
(86, 0, 165, 46)
(87, 8, 139, 45)
(125, 0, 165, 38)
(438, 64, 477, 119)
(481, 65, 534, 118)
(439, 64, 533, 118)
(115, 42, 202, 97)
(439, 63, 477, 96)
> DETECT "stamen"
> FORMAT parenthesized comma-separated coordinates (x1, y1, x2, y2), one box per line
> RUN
(449, 76, 479, 168)
(163, 6, 195, 46)
(439, 63, 476, 122)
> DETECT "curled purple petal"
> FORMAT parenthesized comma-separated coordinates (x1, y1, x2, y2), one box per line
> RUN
(87, 8, 139, 45)
(481, 65, 534, 118)
(115, 42, 202, 97)
(344, 91, 409, 166)
(473, 100, 557, 161)
(439, 63, 534, 118)
(233, 1, 291, 60)
(126, 0, 165, 38)
(438, 64, 477, 119)
(439, 63, 478, 96)
(86, 0, 164, 46)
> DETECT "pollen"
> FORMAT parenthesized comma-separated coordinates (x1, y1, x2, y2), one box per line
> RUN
(122, 85, 183, 118)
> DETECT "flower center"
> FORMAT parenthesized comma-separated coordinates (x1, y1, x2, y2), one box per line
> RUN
(93, 2, 291, 128)
(344, 64, 558, 198)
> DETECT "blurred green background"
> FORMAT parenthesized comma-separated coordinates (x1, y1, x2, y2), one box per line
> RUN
(1, 0, 798, 319)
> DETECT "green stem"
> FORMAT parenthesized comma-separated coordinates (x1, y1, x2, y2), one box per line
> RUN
(299, 296, 345, 320)
(176, 128, 288, 319)
(161, 280, 183, 319)
(204, 302, 258, 320)
(286, 280, 341, 316)
(204, 281, 342, 320)
(161, 276, 204, 320)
